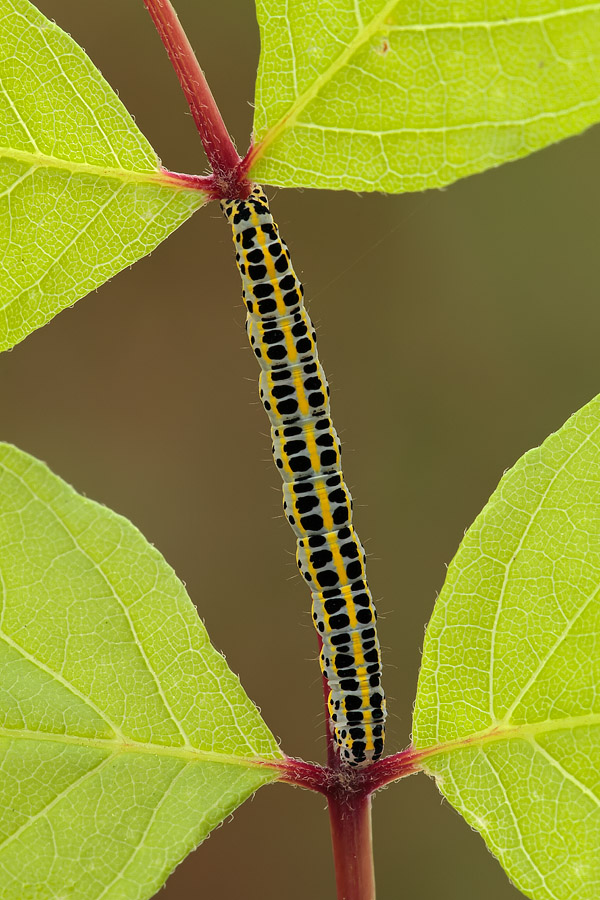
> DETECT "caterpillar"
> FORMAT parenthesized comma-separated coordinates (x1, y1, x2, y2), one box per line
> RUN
(222, 186, 386, 767)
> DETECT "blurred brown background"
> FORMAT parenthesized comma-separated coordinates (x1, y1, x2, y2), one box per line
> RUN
(3, 1, 600, 897)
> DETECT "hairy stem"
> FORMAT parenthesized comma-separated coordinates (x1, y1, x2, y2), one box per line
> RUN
(142, 0, 248, 196)
(328, 787, 376, 900)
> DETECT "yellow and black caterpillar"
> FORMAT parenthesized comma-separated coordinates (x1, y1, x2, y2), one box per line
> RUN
(222, 186, 386, 767)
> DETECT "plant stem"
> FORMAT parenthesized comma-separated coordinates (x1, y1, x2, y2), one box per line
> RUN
(268, 746, 423, 900)
(328, 786, 376, 900)
(267, 746, 420, 793)
(142, 0, 249, 197)
(142, 8, 415, 897)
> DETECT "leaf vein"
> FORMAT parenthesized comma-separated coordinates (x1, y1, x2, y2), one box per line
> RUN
(0, 752, 115, 856)
(489, 421, 600, 721)
(0, 458, 193, 749)
(531, 737, 600, 809)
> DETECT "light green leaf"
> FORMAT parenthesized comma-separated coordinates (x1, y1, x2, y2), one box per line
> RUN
(0, 0, 204, 353)
(413, 395, 600, 899)
(0, 443, 282, 900)
(250, 0, 600, 192)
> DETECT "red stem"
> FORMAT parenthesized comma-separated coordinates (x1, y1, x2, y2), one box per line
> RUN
(143, 5, 421, 895)
(139, 5, 416, 897)
(328, 787, 376, 900)
(269, 750, 421, 900)
(142, 0, 249, 197)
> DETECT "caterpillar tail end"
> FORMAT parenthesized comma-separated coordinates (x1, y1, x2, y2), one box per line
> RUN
(327, 684, 387, 769)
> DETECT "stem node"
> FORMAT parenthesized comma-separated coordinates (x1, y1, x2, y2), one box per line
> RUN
(142, 0, 251, 198)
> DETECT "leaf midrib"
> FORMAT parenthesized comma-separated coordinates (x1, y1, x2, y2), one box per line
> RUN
(253, 0, 400, 158)
(0, 145, 183, 187)
(0, 725, 283, 769)
(3, 713, 597, 773)
(415, 712, 600, 768)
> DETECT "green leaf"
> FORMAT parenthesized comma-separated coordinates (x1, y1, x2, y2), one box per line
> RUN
(251, 0, 600, 192)
(0, 443, 282, 900)
(413, 395, 600, 899)
(0, 0, 204, 353)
